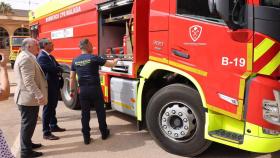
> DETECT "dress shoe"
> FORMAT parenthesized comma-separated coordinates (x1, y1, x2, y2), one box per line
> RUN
(51, 126, 66, 132)
(83, 135, 91, 145)
(32, 143, 42, 149)
(43, 133, 59, 140)
(101, 129, 110, 140)
(21, 151, 43, 158)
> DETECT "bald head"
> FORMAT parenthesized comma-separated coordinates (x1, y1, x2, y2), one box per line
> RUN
(22, 38, 36, 50)
(21, 38, 40, 55)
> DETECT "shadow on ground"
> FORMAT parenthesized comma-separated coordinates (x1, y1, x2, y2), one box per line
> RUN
(37, 110, 280, 158)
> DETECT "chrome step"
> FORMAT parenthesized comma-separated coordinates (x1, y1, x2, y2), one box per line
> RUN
(209, 129, 244, 144)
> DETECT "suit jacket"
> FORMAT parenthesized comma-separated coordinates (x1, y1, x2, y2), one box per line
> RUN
(37, 50, 60, 101)
(14, 50, 48, 106)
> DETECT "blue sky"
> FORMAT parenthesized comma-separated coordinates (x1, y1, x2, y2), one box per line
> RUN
(1, 0, 51, 10)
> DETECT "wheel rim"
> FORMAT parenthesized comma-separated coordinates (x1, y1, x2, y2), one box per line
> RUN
(159, 102, 197, 142)
(63, 77, 72, 102)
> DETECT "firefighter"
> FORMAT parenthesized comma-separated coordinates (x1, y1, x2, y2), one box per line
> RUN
(69, 38, 119, 144)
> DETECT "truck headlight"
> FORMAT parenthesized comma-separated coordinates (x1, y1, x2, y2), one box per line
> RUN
(263, 90, 280, 126)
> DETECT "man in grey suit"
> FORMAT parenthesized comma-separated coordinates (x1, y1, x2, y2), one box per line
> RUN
(14, 38, 48, 158)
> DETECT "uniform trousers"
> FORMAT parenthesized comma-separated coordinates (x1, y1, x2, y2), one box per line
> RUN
(79, 85, 107, 136)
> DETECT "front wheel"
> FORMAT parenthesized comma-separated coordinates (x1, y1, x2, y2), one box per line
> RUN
(61, 73, 80, 109)
(146, 84, 211, 157)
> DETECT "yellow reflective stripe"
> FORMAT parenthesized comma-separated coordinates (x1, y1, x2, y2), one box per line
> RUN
(104, 86, 108, 97)
(149, 56, 168, 64)
(254, 38, 275, 62)
(258, 51, 280, 75)
(236, 100, 243, 120)
(100, 76, 105, 86)
(239, 72, 251, 99)
(112, 100, 133, 110)
(30, 0, 90, 22)
(238, 78, 246, 100)
(235, 72, 252, 120)
(247, 43, 253, 71)
(207, 104, 241, 120)
(169, 61, 208, 77)
(75, 74, 79, 86)
(56, 59, 73, 63)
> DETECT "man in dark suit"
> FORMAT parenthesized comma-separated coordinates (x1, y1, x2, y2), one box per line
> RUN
(37, 38, 66, 140)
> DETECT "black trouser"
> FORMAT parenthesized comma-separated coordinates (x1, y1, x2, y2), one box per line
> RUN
(18, 105, 39, 155)
(42, 92, 59, 136)
(79, 85, 107, 136)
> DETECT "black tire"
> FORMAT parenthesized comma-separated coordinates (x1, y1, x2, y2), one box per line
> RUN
(146, 84, 211, 157)
(61, 73, 80, 109)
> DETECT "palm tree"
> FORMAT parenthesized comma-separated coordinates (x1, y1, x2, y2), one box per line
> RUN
(0, 2, 12, 15)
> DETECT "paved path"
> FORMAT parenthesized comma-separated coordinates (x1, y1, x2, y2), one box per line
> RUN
(1, 67, 279, 158)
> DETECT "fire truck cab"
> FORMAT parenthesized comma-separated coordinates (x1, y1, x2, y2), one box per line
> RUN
(30, 0, 280, 156)
(9, 36, 29, 68)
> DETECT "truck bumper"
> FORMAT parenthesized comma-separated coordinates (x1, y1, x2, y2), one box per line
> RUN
(242, 134, 280, 153)
(246, 75, 280, 131)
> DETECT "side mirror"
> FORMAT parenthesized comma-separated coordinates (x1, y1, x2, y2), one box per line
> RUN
(208, 0, 216, 14)
(209, 0, 241, 30)
(215, 0, 231, 21)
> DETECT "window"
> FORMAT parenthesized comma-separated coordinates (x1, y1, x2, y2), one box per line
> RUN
(14, 28, 30, 36)
(0, 27, 9, 49)
(176, 0, 221, 21)
(262, 0, 280, 8)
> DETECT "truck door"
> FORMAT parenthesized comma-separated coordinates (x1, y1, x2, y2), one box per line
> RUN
(168, 0, 252, 119)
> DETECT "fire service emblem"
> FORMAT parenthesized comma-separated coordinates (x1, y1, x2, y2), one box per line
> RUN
(189, 25, 202, 42)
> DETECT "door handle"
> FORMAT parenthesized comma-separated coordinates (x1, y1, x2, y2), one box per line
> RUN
(172, 49, 190, 59)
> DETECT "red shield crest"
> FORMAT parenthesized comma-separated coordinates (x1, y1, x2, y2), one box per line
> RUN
(189, 25, 203, 42)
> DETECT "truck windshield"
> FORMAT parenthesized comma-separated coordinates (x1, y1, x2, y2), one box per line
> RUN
(12, 38, 25, 46)
(262, 0, 280, 8)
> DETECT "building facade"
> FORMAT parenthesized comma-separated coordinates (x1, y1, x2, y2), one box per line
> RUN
(0, 9, 29, 55)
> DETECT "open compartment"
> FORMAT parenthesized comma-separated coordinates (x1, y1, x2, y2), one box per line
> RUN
(98, 0, 134, 61)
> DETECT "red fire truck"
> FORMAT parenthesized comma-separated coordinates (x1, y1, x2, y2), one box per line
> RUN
(9, 36, 29, 68)
(30, 0, 280, 156)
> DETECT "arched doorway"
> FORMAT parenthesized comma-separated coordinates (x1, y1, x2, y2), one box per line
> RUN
(14, 27, 30, 36)
(0, 27, 9, 49)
